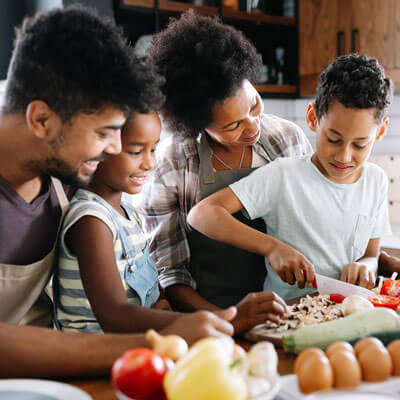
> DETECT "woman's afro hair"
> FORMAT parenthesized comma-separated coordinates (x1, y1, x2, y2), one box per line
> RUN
(149, 10, 262, 138)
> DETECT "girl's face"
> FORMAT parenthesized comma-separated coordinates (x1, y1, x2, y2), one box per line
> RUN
(95, 112, 161, 194)
(205, 80, 264, 147)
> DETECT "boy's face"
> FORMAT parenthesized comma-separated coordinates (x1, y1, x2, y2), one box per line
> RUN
(306, 101, 388, 184)
(95, 112, 161, 195)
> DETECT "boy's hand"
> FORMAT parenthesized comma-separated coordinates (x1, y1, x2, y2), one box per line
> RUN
(160, 307, 236, 345)
(232, 292, 287, 334)
(267, 241, 315, 289)
(341, 262, 376, 289)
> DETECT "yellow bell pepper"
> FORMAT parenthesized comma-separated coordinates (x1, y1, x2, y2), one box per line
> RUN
(163, 337, 247, 400)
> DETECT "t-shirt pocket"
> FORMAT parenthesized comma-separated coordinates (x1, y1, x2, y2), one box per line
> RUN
(352, 214, 376, 261)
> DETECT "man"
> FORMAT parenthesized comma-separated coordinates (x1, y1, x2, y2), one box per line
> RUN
(0, 5, 235, 378)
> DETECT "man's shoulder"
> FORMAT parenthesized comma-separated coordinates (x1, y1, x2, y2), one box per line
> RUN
(364, 161, 389, 184)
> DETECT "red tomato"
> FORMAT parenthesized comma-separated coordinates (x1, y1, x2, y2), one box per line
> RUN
(148, 387, 168, 400)
(330, 293, 346, 304)
(111, 348, 168, 400)
(380, 279, 400, 297)
(369, 295, 400, 310)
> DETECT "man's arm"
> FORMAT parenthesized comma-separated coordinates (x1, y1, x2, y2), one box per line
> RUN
(0, 322, 148, 378)
(0, 307, 236, 378)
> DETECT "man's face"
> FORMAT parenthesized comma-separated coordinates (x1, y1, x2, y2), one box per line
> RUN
(307, 101, 387, 184)
(44, 107, 126, 186)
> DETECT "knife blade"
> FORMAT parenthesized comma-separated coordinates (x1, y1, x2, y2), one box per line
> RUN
(315, 273, 378, 299)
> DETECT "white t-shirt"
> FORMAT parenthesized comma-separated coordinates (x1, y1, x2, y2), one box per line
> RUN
(230, 154, 392, 300)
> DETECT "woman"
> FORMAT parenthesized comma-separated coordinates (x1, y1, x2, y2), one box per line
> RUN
(140, 11, 310, 333)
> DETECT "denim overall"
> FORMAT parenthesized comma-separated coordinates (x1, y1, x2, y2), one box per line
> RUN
(53, 195, 159, 330)
(187, 134, 268, 308)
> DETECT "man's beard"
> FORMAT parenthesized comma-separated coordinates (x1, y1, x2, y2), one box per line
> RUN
(26, 158, 91, 188)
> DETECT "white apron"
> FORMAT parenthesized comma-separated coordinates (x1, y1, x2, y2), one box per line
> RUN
(0, 178, 69, 326)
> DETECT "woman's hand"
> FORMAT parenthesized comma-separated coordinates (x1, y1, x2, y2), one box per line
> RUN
(152, 298, 173, 311)
(341, 262, 376, 289)
(267, 240, 315, 288)
(232, 292, 287, 334)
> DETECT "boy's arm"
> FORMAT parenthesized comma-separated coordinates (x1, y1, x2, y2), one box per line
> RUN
(341, 238, 380, 289)
(66, 216, 181, 333)
(187, 187, 315, 287)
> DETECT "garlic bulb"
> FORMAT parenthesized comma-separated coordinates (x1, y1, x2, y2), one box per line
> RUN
(145, 329, 188, 361)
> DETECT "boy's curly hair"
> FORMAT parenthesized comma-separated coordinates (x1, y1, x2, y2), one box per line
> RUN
(149, 10, 262, 138)
(315, 54, 393, 122)
(3, 4, 164, 121)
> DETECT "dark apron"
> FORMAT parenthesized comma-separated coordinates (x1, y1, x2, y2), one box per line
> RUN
(187, 134, 267, 308)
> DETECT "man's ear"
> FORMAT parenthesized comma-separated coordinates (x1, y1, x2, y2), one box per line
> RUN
(25, 101, 56, 139)
(306, 102, 318, 132)
(375, 117, 389, 143)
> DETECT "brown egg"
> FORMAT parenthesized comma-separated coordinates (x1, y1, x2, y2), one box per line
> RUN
(354, 337, 385, 357)
(296, 353, 334, 394)
(329, 350, 361, 389)
(357, 344, 392, 382)
(387, 340, 400, 376)
(326, 341, 354, 359)
(294, 348, 326, 375)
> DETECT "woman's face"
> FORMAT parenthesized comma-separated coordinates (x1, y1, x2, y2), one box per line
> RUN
(205, 80, 264, 147)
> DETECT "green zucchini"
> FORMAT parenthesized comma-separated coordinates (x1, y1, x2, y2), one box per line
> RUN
(347, 329, 400, 346)
(282, 308, 400, 354)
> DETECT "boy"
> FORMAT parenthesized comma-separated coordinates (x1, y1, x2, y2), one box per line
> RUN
(188, 54, 393, 300)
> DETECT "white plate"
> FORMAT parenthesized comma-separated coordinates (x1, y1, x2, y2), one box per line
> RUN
(278, 374, 400, 400)
(0, 379, 92, 400)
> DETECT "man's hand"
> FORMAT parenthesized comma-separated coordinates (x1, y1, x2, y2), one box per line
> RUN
(267, 241, 315, 289)
(232, 292, 287, 334)
(341, 262, 376, 289)
(160, 307, 236, 345)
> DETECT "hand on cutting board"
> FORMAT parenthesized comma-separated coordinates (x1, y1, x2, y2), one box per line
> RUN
(267, 240, 315, 289)
(341, 262, 376, 289)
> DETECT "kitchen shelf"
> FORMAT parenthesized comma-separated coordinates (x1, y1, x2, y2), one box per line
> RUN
(255, 84, 297, 94)
(122, 0, 218, 16)
(222, 9, 296, 26)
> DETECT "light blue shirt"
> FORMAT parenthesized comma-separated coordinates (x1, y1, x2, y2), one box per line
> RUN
(230, 155, 391, 300)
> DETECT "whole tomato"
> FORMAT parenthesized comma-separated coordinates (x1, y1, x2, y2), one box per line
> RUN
(111, 348, 169, 400)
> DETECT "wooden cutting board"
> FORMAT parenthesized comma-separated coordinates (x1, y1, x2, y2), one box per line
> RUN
(244, 324, 296, 347)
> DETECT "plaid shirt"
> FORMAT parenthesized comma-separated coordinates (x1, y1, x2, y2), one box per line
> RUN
(140, 114, 313, 289)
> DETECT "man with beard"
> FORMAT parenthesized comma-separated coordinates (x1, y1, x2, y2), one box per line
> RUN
(0, 5, 236, 378)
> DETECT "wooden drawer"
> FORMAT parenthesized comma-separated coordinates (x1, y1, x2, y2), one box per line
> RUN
(369, 155, 400, 178)
(388, 201, 400, 225)
(388, 178, 400, 201)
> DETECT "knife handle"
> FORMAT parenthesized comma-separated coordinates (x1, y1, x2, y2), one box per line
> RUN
(301, 268, 318, 288)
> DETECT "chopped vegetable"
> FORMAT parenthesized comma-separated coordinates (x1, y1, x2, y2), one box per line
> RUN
(282, 308, 400, 353)
(163, 337, 247, 400)
(145, 329, 188, 361)
(342, 295, 373, 316)
(369, 295, 400, 310)
(380, 279, 400, 297)
(329, 294, 345, 303)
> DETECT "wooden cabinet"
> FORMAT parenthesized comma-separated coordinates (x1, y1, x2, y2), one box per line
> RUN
(299, 0, 400, 97)
(116, 0, 298, 96)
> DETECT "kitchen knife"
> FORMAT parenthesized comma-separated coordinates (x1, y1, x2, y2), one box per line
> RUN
(315, 273, 378, 299)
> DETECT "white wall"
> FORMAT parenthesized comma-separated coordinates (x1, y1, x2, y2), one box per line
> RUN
(263, 97, 400, 154)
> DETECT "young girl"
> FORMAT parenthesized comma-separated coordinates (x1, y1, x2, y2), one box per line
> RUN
(54, 112, 224, 334)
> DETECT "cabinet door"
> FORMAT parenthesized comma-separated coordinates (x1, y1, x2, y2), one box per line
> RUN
(299, 0, 350, 97)
(350, 0, 400, 92)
